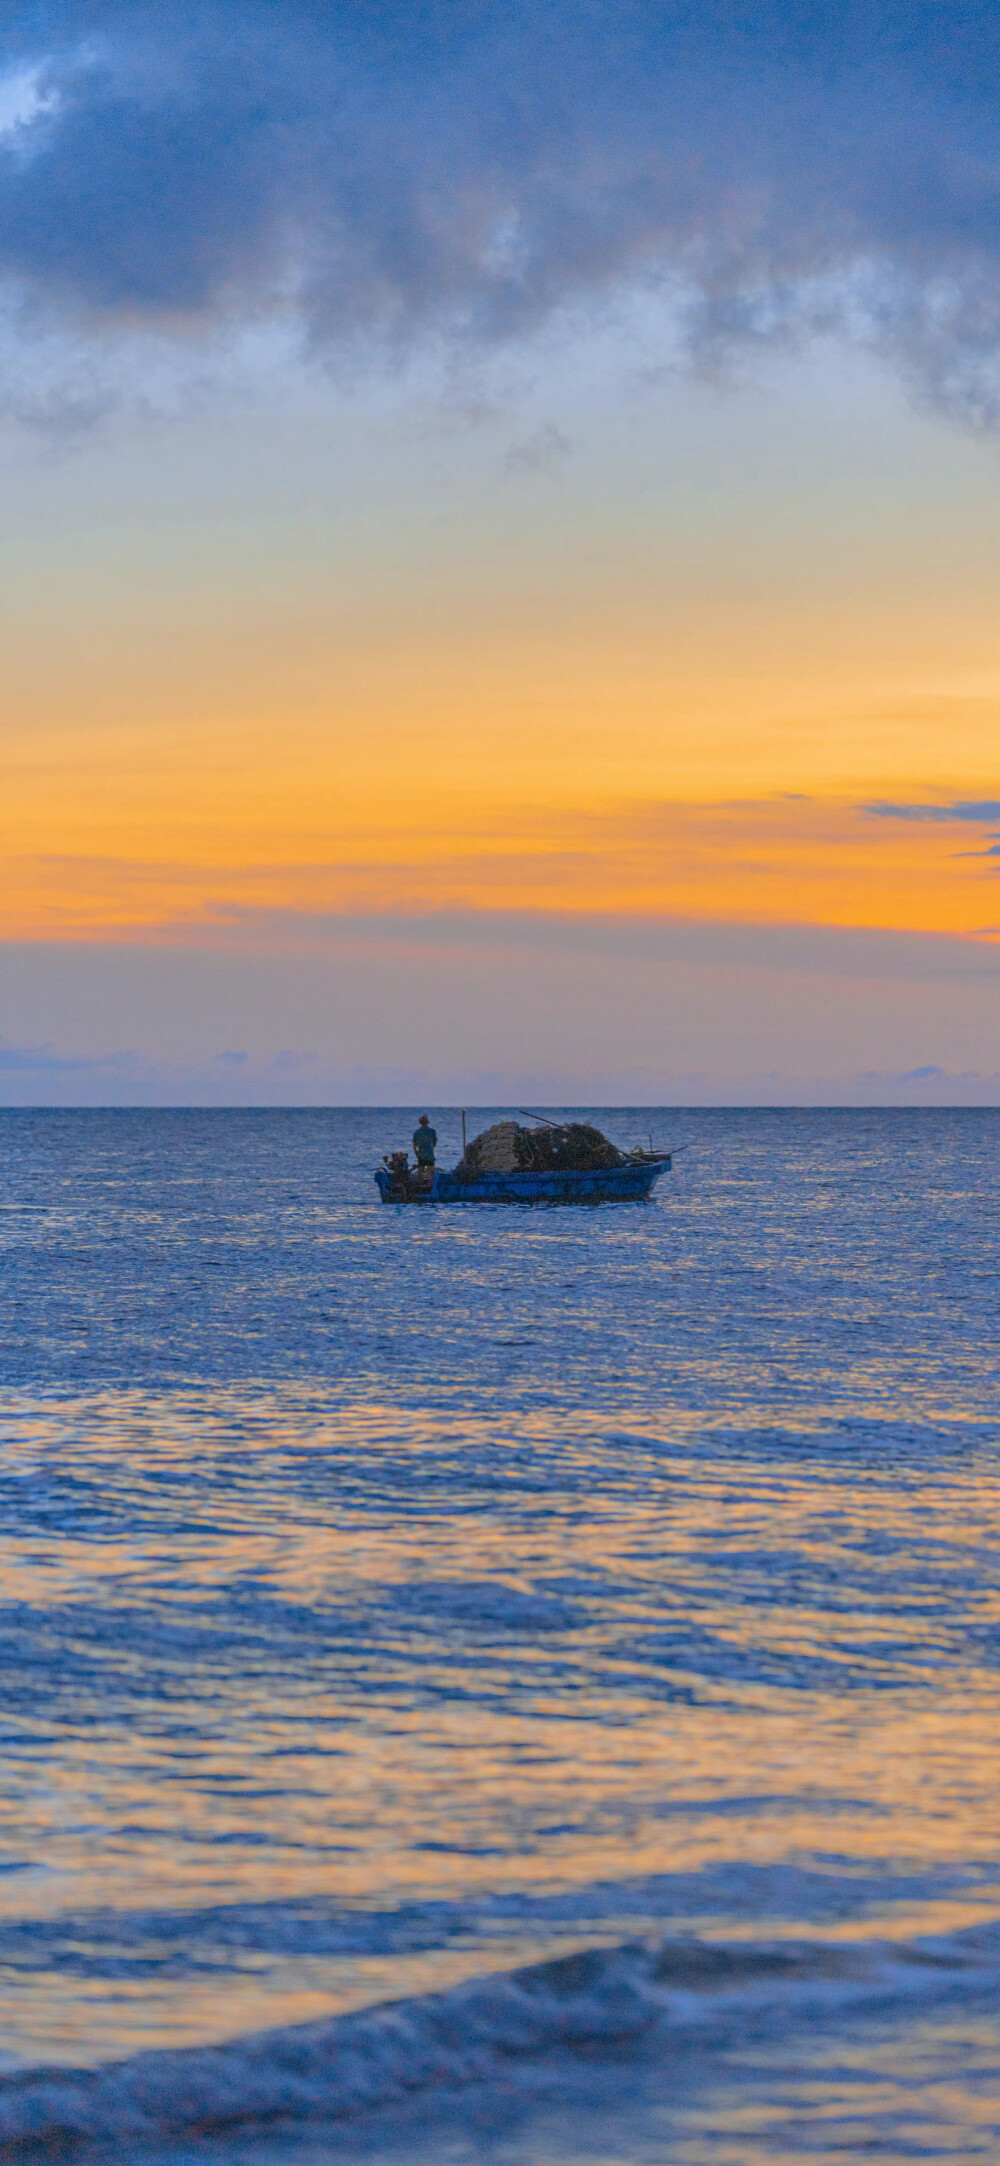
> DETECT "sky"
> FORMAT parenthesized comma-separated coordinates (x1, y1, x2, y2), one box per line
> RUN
(1, 0, 998, 1105)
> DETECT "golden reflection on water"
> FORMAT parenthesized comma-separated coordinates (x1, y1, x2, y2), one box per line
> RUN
(1, 1417, 998, 1912)
(0, 1934, 623, 2066)
(1, 1387, 998, 2064)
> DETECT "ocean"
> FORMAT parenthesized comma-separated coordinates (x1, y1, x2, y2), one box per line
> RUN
(0, 1106, 998, 2163)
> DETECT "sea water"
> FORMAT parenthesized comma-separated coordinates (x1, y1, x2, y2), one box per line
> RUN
(0, 1106, 997, 2163)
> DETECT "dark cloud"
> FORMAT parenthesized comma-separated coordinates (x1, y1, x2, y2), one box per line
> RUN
(0, 3, 998, 421)
(864, 801, 1000, 823)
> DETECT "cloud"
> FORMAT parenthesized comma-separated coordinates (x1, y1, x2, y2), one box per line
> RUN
(0, 3, 997, 425)
(5, 928, 1000, 1105)
(0, 64, 58, 141)
(862, 799, 1000, 861)
(0, 1033, 321, 1100)
(503, 421, 572, 475)
(852, 1064, 990, 1095)
(3, 1036, 999, 1106)
(864, 800, 1000, 823)
(88, 903, 1000, 983)
(0, 1037, 136, 1072)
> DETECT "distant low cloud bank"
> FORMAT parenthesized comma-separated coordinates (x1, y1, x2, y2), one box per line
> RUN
(0, 2, 998, 425)
(3, 908, 1000, 1105)
(3, 1039, 999, 1109)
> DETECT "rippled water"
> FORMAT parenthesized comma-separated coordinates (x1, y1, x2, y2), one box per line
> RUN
(0, 1107, 998, 2161)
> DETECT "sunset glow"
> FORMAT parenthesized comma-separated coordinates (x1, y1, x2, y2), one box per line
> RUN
(1, 4, 998, 1098)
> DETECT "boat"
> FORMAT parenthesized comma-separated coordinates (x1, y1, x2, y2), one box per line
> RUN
(374, 1118, 671, 1205)
(374, 1157, 670, 1204)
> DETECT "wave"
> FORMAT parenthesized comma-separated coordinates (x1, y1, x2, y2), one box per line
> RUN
(1, 1925, 998, 2156)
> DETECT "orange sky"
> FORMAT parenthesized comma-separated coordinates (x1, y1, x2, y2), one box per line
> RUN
(3, 351, 999, 961)
(5, 670, 999, 943)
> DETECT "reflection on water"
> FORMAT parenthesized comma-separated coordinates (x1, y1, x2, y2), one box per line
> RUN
(0, 1108, 998, 2156)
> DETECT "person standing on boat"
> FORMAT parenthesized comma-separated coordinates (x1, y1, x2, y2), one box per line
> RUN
(413, 1114, 437, 1190)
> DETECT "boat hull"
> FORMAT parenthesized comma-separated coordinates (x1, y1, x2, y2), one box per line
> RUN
(374, 1158, 670, 1205)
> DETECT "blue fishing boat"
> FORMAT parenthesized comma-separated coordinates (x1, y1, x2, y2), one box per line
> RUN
(375, 1118, 670, 1205)
(375, 1157, 669, 1204)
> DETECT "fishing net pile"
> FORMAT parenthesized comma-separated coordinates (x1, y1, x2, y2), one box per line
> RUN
(456, 1121, 624, 1177)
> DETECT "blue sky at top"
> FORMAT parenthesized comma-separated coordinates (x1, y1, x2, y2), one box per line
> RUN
(0, 1, 997, 424)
